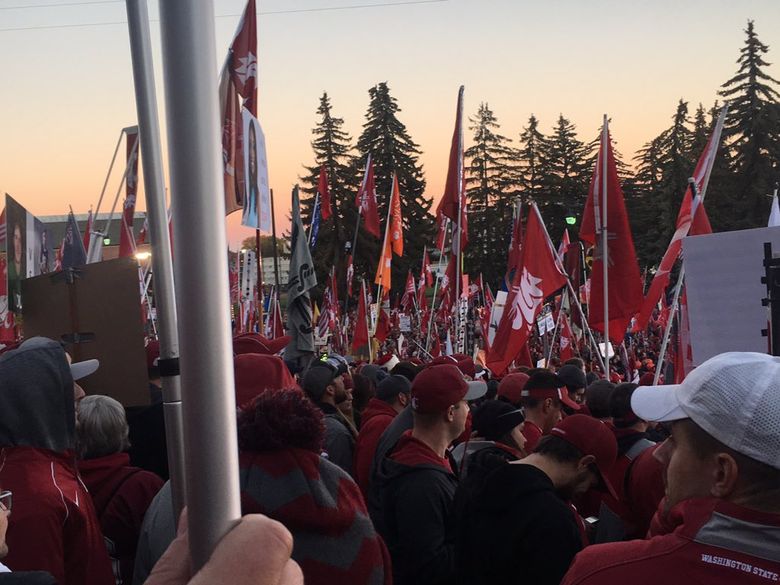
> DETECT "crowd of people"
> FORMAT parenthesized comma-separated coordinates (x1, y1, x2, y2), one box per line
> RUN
(0, 333, 778, 584)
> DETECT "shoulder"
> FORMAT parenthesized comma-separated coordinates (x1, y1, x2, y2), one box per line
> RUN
(563, 534, 687, 584)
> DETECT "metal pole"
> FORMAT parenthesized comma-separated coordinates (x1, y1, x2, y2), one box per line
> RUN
(125, 0, 186, 519)
(157, 0, 241, 569)
(601, 115, 610, 364)
(454, 86, 464, 354)
(546, 304, 563, 365)
(270, 188, 281, 294)
(425, 221, 449, 353)
(308, 192, 320, 245)
(653, 264, 685, 386)
(87, 129, 124, 260)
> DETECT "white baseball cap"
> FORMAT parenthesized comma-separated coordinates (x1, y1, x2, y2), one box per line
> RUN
(631, 352, 780, 470)
(71, 359, 99, 381)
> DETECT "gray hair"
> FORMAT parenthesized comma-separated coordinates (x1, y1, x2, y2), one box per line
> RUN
(76, 395, 130, 459)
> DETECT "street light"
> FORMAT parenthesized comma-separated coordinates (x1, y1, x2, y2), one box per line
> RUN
(135, 251, 152, 261)
(564, 213, 577, 226)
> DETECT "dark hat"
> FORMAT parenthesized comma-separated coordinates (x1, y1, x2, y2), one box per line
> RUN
(522, 370, 580, 411)
(557, 364, 587, 390)
(497, 372, 530, 405)
(550, 414, 618, 498)
(391, 361, 422, 382)
(411, 364, 486, 414)
(472, 400, 525, 441)
(585, 380, 617, 419)
(302, 363, 339, 402)
(376, 375, 412, 402)
(360, 364, 388, 386)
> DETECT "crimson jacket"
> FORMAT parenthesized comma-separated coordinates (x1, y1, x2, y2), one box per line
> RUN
(562, 498, 780, 585)
(354, 398, 398, 498)
(522, 420, 544, 453)
(78, 452, 164, 585)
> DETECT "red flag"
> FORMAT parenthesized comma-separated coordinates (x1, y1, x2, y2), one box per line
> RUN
(430, 323, 442, 357)
(219, 0, 257, 216)
(436, 86, 467, 249)
(318, 166, 332, 221)
(83, 208, 93, 252)
(439, 254, 456, 304)
(487, 204, 567, 375)
(632, 120, 722, 332)
(506, 202, 523, 280)
(375, 305, 391, 343)
(557, 228, 571, 258)
(690, 193, 713, 236)
(580, 120, 642, 343)
(559, 315, 574, 361)
(119, 130, 139, 258)
(352, 281, 369, 352)
(389, 175, 403, 256)
(435, 210, 448, 251)
(346, 254, 355, 298)
(422, 247, 433, 287)
(401, 270, 415, 311)
(356, 156, 381, 238)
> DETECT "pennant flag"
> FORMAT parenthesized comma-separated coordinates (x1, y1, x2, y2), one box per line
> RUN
(62, 210, 88, 270)
(557, 228, 571, 258)
(318, 166, 332, 221)
(632, 110, 724, 332)
(119, 130, 140, 258)
(352, 280, 369, 352)
(436, 86, 467, 250)
(285, 186, 317, 363)
(309, 195, 321, 249)
(579, 119, 642, 343)
(389, 174, 404, 256)
(559, 314, 574, 362)
(219, 0, 258, 216)
(374, 237, 393, 290)
(770, 192, 780, 228)
(83, 208, 93, 252)
(690, 191, 713, 236)
(356, 155, 381, 238)
(487, 204, 567, 375)
(401, 270, 416, 311)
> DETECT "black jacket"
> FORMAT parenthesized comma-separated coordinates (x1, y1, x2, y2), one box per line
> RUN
(319, 403, 356, 475)
(374, 438, 458, 585)
(457, 462, 582, 585)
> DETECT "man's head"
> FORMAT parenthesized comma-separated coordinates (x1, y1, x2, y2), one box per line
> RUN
(585, 379, 616, 420)
(534, 414, 618, 500)
(302, 359, 349, 407)
(375, 375, 411, 412)
(609, 382, 647, 431)
(410, 364, 486, 442)
(632, 352, 780, 513)
(472, 400, 526, 454)
(520, 369, 579, 432)
(557, 364, 587, 406)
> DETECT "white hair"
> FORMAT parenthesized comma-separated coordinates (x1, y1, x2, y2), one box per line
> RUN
(76, 395, 130, 459)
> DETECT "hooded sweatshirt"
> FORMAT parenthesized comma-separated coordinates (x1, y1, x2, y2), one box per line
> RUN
(460, 462, 582, 585)
(374, 430, 458, 585)
(354, 398, 398, 497)
(0, 338, 114, 585)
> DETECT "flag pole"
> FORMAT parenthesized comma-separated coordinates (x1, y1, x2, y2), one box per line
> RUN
(158, 0, 240, 569)
(425, 220, 449, 353)
(601, 115, 610, 368)
(125, 0, 186, 519)
(454, 86, 465, 354)
(375, 174, 394, 335)
(269, 188, 281, 294)
(308, 192, 320, 245)
(546, 302, 564, 365)
(87, 128, 125, 259)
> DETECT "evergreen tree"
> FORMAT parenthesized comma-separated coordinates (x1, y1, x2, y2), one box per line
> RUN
(299, 92, 357, 301)
(354, 82, 434, 298)
(718, 20, 780, 227)
(515, 114, 547, 205)
(539, 114, 593, 241)
(464, 102, 516, 288)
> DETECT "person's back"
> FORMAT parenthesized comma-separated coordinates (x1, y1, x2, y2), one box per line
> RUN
(0, 338, 114, 585)
(563, 352, 780, 585)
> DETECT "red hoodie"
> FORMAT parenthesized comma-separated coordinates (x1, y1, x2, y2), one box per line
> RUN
(563, 498, 780, 585)
(354, 398, 398, 497)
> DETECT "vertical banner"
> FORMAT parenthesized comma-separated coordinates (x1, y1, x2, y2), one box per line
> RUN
(119, 129, 140, 257)
(241, 109, 271, 232)
(5, 195, 26, 316)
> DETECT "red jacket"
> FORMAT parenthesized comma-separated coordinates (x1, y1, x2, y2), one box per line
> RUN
(562, 498, 780, 585)
(354, 398, 398, 497)
(0, 447, 114, 585)
(522, 420, 544, 453)
(78, 452, 164, 585)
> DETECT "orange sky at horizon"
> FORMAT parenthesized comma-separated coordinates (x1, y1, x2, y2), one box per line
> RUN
(1, 0, 779, 248)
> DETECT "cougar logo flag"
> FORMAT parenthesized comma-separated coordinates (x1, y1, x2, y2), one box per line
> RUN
(487, 204, 566, 375)
(119, 129, 139, 258)
(579, 119, 642, 343)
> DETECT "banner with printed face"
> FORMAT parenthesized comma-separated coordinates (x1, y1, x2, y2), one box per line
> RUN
(241, 109, 271, 232)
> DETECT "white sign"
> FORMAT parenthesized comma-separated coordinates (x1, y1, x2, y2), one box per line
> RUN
(488, 291, 508, 346)
(598, 341, 615, 359)
(241, 109, 272, 232)
(399, 314, 411, 332)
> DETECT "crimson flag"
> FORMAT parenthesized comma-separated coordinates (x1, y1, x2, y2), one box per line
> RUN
(557, 228, 571, 258)
(375, 306, 391, 343)
(119, 130, 139, 258)
(430, 323, 441, 357)
(690, 193, 713, 236)
(580, 120, 642, 343)
(401, 270, 415, 311)
(559, 315, 574, 362)
(352, 280, 369, 352)
(318, 166, 332, 221)
(356, 155, 381, 238)
(436, 87, 467, 249)
(487, 204, 567, 375)
(632, 119, 723, 332)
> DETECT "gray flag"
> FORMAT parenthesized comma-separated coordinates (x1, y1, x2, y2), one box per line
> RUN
(285, 186, 317, 363)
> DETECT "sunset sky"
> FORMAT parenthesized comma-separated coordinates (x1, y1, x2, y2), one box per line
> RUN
(1, 0, 779, 248)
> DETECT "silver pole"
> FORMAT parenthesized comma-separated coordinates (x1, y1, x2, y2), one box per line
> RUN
(87, 129, 124, 260)
(454, 86, 465, 354)
(158, 0, 241, 569)
(125, 0, 186, 520)
(601, 115, 609, 366)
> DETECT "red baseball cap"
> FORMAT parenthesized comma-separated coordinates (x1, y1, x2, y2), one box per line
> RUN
(234, 353, 297, 408)
(430, 354, 476, 379)
(497, 372, 530, 405)
(411, 364, 486, 414)
(521, 370, 581, 411)
(549, 414, 618, 498)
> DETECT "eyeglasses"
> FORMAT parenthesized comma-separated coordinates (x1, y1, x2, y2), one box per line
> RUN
(0, 491, 11, 513)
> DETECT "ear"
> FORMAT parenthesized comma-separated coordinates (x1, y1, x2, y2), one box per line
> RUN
(543, 397, 555, 413)
(324, 383, 336, 398)
(398, 393, 409, 407)
(577, 454, 596, 473)
(445, 405, 456, 423)
(710, 452, 740, 498)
